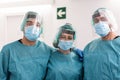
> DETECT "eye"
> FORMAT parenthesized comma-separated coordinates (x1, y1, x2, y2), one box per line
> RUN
(60, 36, 66, 40)
(101, 17, 107, 21)
(68, 36, 73, 40)
(26, 21, 34, 26)
(94, 18, 99, 23)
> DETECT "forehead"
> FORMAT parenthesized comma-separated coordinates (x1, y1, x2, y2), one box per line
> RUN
(25, 18, 40, 27)
(27, 18, 36, 22)
(93, 9, 105, 17)
(93, 12, 105, 18)
(26, 18, 40, 25)
(94, 15, 106, 19)
(93, 14, 108, 22)
(60, 32, 73, 37)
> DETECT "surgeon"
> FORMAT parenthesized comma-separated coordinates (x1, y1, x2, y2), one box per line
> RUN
(0, 11, 52, 80)
(45, 23, 83, 80)
(83, 8, 120, 80)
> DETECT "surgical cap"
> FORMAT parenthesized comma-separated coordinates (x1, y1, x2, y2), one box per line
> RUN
(53, 23, 76, 48)
(92, 8, 118, 31)
(20, 11, 43, 32)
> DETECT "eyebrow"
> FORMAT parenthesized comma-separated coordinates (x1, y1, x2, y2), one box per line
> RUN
(26, 21, 33, 23)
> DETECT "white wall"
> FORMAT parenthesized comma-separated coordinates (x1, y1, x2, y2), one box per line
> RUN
(0, 15, 6, 50)
(0, 0, 120, 50)
(53, 0, 120, 49)
(6, 15, 23, 43)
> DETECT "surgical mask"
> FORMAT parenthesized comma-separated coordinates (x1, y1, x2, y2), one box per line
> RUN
(24, 26, 41, 41)
(94, 21, 110, 37)
(58, 40, 73, 50)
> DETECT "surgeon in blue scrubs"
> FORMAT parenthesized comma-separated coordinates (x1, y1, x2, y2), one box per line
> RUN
(45, 23, 83, 80)
(0, 11, 52, 80)
(84, 8, 120, 80)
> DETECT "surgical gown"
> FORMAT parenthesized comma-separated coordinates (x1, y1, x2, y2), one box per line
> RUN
(84, 37, 120, 80)
(0, 40, 52, 80)
(45, 50, 83, 80)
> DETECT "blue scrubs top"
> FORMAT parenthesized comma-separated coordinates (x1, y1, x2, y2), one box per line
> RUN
(84, 37, 120, 80)
(0, 40, 52, 80)
(45, 50, 83, 80)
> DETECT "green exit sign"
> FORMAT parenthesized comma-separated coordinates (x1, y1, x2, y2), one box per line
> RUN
(57, 7, 66, 19)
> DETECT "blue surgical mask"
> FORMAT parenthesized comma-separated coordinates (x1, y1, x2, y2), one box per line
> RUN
(24, 26, 41, 41)
(94, 21, 110, 37)
(58, 40, 73, 50)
